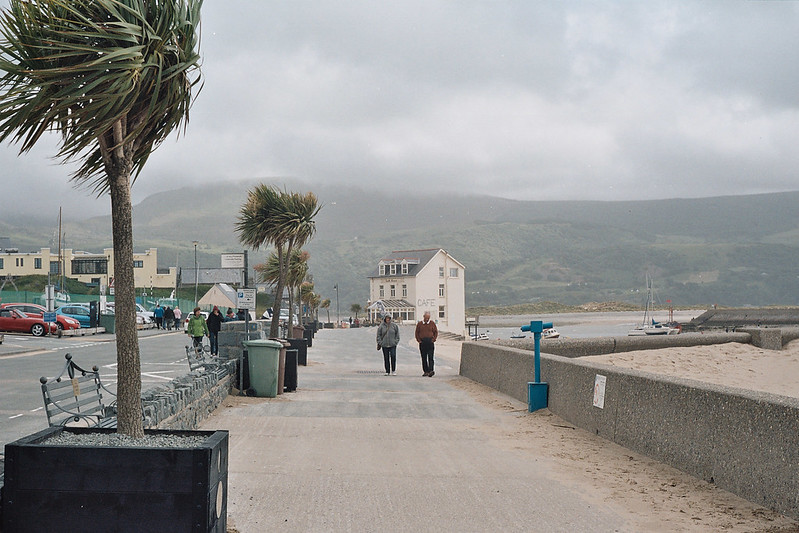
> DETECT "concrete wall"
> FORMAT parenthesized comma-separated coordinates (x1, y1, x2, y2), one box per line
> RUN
(460, 337, 799, 520)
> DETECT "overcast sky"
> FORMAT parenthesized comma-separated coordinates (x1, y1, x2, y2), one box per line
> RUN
(1, 1, 798, 219)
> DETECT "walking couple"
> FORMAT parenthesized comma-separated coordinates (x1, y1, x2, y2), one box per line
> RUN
(375, 311, 438, 377)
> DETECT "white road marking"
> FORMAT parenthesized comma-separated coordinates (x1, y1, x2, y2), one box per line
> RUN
(30, 406, 43, 412)
(9, 413, 24, 419)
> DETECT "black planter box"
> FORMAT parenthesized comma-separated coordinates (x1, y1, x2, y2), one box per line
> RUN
(2, 426, 228, 533)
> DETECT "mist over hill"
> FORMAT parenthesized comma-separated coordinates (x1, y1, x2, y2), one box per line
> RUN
(4, 181, 799, 310)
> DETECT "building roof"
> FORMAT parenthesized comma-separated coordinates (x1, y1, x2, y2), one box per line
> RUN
(368, 299, 415, 311)
(368, 248, 463, 278)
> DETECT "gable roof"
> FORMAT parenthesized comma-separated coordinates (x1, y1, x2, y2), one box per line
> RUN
(368, 248, 463, 278)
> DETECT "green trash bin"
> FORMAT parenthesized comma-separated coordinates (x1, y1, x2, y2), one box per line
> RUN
(99, 313, 116, 334)
(242, 339, 282, 397)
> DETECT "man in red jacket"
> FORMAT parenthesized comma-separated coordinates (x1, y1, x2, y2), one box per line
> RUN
(414, 311, 438, 377)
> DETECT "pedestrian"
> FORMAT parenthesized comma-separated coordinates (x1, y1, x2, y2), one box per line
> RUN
(163, 306, 174, 330)
(415, 311, 438, 377)
(173, 306, 182, 330)
(206, 305, 223, 356)
(153, 304, 164, 329)
(375, 315, 400, 376)
(225, 307, 236, 321)
(186, 306, 208, 349)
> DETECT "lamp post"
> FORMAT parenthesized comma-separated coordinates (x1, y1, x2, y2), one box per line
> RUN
(193, 241, 199, 308)
(334, 284, 339, 328)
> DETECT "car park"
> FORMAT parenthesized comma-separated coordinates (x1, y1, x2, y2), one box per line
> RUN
(105, 302, 153, 325)
(0, 308, 59, 336)
(55, 304, 93, 328)
(0, 303, 81, 331)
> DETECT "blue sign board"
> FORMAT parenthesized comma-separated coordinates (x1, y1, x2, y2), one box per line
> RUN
(43, 312, 57, 323)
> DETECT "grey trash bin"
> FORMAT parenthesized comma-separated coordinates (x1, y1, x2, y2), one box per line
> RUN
(242, 339, 282, 397)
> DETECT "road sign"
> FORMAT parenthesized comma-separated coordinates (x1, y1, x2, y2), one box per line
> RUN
(43, 312, 57, 323)
(237, 288, 256, 310)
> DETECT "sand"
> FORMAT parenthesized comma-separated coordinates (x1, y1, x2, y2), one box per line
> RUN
(580, 339, 799, 398)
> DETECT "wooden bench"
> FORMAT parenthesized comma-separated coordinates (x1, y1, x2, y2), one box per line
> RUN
(40, 353, 117, 428)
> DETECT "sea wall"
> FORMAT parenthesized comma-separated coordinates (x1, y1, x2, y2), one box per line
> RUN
(141, 360, 237, 430)
(460, 338, 799, 520)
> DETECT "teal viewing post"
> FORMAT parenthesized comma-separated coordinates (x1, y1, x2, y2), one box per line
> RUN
(520, 320, 553, 412)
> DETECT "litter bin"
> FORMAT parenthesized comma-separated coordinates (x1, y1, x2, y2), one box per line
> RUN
(242, 339, 282, 397)
(270, 338, 289, 395)
(303, 327, 313, 348)
(284, 348, 298, 392)
(287, 338, 307, 366)
(99, 313, 115, 333)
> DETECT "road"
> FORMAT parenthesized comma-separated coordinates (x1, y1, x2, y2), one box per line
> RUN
(0, 329, 191, 447)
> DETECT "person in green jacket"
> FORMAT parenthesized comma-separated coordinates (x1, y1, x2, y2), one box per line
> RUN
(187, 306, 209, 349)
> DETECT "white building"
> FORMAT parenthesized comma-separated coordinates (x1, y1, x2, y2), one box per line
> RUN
(367, 248, 465, 335)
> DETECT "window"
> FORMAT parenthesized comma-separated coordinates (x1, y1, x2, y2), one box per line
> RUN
(390, 284, 396, 297)
(16, 257, 23, 267)
(402, 284, 407, 297)
(389, 264, 396, 275)
(50, 261, 59, 274)
(72, 259, 108, 274)
(379, 285, 384, 298)
(34, 258, 42, 269)
(439, 266, 444, 277)
(449, 268, 459, 277)
(379, 264, 385, 276)
(401, 263, 408, 274)
(439, 284, 445, 297)
(0, 258, 3, 269)
(439, 305, 445, 318)
(133, 260, 144, 268)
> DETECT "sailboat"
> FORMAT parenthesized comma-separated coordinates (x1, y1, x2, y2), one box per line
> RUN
(628, 274, 679, 336)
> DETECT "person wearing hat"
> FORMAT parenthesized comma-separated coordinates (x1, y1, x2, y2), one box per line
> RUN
(376, 314, 400, 375)
(206, 305, 224, 356)
(186, 306, 209, 350)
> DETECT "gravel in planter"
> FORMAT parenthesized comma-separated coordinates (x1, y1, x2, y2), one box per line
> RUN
(42, 431, 208, 448)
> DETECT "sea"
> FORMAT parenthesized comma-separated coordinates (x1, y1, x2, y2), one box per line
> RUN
(472, 309, 707, 340)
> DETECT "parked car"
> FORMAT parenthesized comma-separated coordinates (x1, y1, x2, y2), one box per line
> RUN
(55, 304, 93, 328)
(0, 303, 81, 331)
(105, 302, 153, 325)
(0, 308, 59, 336)
(183, 311, 209, 332)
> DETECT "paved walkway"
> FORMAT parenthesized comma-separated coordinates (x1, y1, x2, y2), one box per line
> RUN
(202, 327, 798, 532)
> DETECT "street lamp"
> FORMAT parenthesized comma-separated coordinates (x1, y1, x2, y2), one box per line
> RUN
(193, 241, 199, 307)
(334, 284, 339, 327)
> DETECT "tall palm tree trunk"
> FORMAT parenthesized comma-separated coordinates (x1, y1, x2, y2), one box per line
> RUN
(105, 131, 143, 438)
(269, 245, 286, 338)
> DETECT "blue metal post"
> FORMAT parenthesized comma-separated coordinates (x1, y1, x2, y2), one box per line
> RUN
(520, 320, 553, 412)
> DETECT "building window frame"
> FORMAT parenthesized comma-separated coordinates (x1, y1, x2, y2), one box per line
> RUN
(402, 284, 407, 297)
(34, 258, 42, 269)
(439, 284, 445, 297)
(449, 267, 459, 277)
(438, 305, 445, 318)
(390, 284, 396, 297)
(379, 285, 384, 298)
(401, 263, 408, 274)
(133, 260, 144, 268)
(439, 266, 444, 277)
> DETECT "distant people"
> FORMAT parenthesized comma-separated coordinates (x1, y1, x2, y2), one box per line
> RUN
(153, 304, 164, 329)
(225, 307, 236, 321)
(163, 306, 174, 330)
(186, 307, 208, 349)
(376, 315, 400, 376)
(415, 311, 438, 377)
(206, 306, 223, 356)
(173, 306, 182, 330)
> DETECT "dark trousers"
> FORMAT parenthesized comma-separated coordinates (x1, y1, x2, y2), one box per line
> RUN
(382, 345, 396, 373)
(209, 331, 219, 355)
(419, 339, 435, 373)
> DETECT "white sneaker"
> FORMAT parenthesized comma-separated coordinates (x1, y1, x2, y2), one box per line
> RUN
(385, 372, 390, 376)
(391, 371, 397, 376)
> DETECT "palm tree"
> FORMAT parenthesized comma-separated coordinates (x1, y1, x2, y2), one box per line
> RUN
(237, 185, 320, 337)
(320, 298, 331, 324)
(0, 0, 202, 438)
(253, 247, 308, 335)
(350, 303, 362, 321)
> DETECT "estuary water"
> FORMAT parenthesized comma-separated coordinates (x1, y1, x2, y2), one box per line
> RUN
(471, 309, 707, 340)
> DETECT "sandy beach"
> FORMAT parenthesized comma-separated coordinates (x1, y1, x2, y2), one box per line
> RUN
(580, 339, 799, 398)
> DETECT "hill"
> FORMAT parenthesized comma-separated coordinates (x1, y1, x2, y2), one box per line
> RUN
(3, 182, 798, 310)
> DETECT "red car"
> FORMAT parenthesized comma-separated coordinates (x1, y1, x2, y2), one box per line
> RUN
(0, 303, 81, 331)
(0, 308, 59, 336)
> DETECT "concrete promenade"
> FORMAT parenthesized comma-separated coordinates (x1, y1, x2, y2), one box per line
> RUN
(202, 327, 798, 532)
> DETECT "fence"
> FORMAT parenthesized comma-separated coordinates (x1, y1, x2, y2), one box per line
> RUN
(0, 290, 195, 313)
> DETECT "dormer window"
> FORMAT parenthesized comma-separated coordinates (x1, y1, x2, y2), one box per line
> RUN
(389, 264, 396, 275)
(379, 264, 385, 276)
(401, 263, 408, 274)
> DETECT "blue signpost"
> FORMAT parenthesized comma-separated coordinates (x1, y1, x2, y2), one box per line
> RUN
(520, 320, 553, 412)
